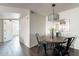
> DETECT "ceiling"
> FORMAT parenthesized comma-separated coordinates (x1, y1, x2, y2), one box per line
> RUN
(0, 3, 79, 16)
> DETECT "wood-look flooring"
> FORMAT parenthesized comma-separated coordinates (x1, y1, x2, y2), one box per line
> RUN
(0, 36, 79, 56)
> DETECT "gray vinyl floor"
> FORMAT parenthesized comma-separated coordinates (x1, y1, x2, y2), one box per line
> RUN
(0, 36, 79, 56)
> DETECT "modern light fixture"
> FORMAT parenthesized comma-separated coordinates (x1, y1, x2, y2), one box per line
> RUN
(48, 4, 59, 22)
(60, 19, 66, 24)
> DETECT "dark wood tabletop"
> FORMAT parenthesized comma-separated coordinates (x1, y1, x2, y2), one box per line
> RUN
(42, 36, 65, 43)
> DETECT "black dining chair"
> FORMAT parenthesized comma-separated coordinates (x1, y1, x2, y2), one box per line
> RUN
(54, 37, 75, 56)
(35, 33, 48, 55)
(35, 33, 44, 48)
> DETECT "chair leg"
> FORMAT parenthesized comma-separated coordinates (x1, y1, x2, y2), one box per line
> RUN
(37, 46, 40, 53)
(43, 44, 47, 55)
(67, 52, 70, 56)
(68, 53, 70, 56)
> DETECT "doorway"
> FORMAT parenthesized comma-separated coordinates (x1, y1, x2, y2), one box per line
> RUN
(3, 20, 19, 42)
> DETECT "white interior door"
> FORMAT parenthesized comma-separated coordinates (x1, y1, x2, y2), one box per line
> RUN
(3, 20, 13, 42)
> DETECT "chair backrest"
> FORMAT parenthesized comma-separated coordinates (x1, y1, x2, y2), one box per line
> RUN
(65, 37, 75, 51)
(35, 33, 41, 45)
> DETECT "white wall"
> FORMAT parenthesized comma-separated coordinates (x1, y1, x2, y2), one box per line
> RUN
(19, 14, 30, 48)
(59, 7, 79, 49)
(30, 12, 46, 48)
(12, 20, 19, 36)
(0, 20, 3, 42)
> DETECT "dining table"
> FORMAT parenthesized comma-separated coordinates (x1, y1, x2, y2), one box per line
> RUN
(41, 35, 75, 55)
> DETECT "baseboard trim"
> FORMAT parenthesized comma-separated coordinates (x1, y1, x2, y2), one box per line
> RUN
(30, 44, 38, 49)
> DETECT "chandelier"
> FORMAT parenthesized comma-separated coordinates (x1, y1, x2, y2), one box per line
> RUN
(48, 4, 59, 22)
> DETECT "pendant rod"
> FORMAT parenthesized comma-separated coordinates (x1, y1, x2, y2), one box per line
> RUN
(52, 4, 56, 15)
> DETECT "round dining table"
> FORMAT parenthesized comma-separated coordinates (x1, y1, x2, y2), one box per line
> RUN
(41, 36, 66, 55)
(41, 35, 75, 55)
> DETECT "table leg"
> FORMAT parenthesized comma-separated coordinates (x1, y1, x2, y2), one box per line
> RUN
(43, 44, 47, 55)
